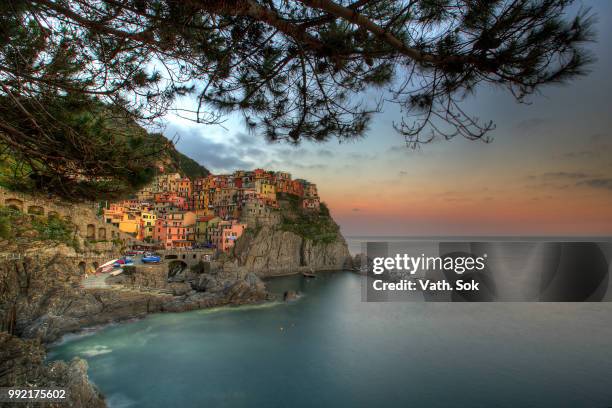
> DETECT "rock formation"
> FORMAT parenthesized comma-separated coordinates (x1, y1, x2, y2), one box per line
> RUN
(0, 333, 106, 408)
(0, 238, 267, 407)
(233, 226, 352, 277)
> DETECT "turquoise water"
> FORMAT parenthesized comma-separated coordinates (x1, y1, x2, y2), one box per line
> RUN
(49, 272, 612, 407)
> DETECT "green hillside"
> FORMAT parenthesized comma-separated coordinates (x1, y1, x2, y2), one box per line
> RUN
(148, 133, 209, 179)
(168, 147, 210, 179)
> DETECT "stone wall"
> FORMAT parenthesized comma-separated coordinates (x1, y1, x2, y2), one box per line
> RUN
(0, 187, 134, 245)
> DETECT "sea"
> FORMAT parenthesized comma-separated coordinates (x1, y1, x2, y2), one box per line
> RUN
(344, 235, 612, 255)
(48, 269, 612, 407)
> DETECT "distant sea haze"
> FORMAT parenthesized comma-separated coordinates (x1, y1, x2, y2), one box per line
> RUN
(345, 236, 612, 255)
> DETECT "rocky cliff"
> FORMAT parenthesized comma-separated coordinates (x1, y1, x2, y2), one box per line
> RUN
(233, 226, 351, 277)
(0, 229, 266, 407)
(0, 333, 105, 408)
(0, 245, 266, 344)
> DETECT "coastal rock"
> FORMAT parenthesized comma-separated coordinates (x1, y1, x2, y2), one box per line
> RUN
(234, 226, 351, 277)
(283, 290, 298, 301)
(349, 253, 371, 274)
(0, 333, 105, 408)
(1, 241, 269, 344)
(0, 216, 288, 406)
(193, 268, 266, 302)
(168, 282, 192, 296)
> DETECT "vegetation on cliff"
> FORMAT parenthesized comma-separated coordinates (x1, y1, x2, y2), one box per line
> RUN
(277, 193, 340, 244)
(148, 133, 210, 180)
(0, 94, 170, 201)
(0, 207, 79, 250)
(0, 106, 208, 202)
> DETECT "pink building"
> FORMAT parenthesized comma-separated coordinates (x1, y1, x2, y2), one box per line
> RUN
(209, 220, 247, 253)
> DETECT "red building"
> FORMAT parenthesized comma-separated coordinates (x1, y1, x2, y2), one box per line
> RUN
(152, 211, 196, 248)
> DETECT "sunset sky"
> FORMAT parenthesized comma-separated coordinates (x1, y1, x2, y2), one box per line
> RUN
(163, 0, 612, 237)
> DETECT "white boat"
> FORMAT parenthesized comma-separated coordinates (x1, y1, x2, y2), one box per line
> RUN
(110, 269, 124, 276)
(96, 259, 118, 274)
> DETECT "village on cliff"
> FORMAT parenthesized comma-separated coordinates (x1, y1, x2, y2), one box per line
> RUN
(103, 169, 320, 253)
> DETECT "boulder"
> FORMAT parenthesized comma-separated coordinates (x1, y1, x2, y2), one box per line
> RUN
(0, 333, 106, 408)
(283, 290, 298, 301)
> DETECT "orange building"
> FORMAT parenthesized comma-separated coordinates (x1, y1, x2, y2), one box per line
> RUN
(153, 211, 196, 248)
(289, 180, 304, 197)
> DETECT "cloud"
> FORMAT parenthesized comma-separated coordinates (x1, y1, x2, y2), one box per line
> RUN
(352, 208, 361, 212)
(234, 132, 259, 146)
(590, 133, 608, 142)
(514, 118, 547, 133)
(577, 178, 612, 191)
(245, 147, 267, 156)
(540, 171, 591, 179)
(317, 148, 334, 157)
(562, 150, 600, 159)
(347, 151, 379, 161)
(164, 121, 333, 174)
(559, 134, 611, 160)
(289, 163, 329, 170)
(166, 124, 255, 172)
(524, 173, 578, 190)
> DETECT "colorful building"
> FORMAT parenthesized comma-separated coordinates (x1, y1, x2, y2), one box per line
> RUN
(152, 211, 196, 248)
(209, 220, 247, 253)
(140, 211, 157, 240)
(118, 212, 141, 237)
(195, 215, 221, 243)
(113, 168, 321, 249)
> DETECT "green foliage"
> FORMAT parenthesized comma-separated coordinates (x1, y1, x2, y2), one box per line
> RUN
(0, 0, 594, 165)
(0, 94, 167, 201)
(148, 134, 209, 179)
(244, 224, 262, 237)
(31, 215, 71, 242)
(174, 152, 209, 179)
(0, 206, 79, 249)
(0, 214, 10, 239)
(276, 192, 300, 207)
(277, 196, 339, 244)
(319, 202, 330, 217)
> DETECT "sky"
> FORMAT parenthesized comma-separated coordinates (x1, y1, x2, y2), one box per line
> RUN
(161, 0, 612, 237)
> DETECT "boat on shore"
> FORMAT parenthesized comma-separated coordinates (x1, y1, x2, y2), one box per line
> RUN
(142, 255, 161, 264)
(302, 269, 316, 278)
(113, 257, 134, 268)
(96, 259, 118, 274)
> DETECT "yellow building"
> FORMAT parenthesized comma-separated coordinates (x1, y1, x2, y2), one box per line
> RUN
(255, 180, 276, 200)
(193, 189, 210, 212)
(103, 204, 124, 227)
(140, 211, 157, 239)
(119, 211, 141, 236)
